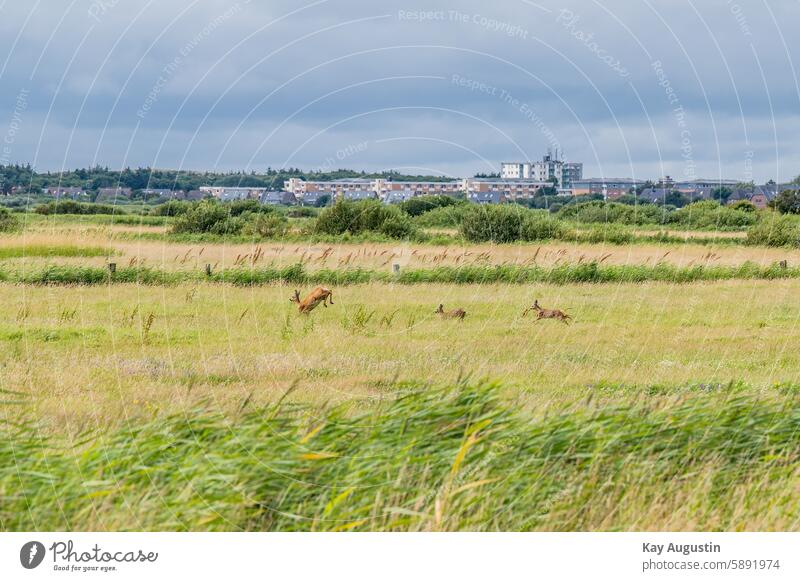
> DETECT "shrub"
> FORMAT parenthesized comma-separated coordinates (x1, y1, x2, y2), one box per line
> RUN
(150, 200, 191, 216)
(227, 199, 275, 217)
(729, 200, 757, 213)
(670, 200, 757, 230)
(314, 199, 416, 239)
(414, 204, 471, 228)
(768, 189, 800, 214)
(0, 206, 19, 232)
(242, 213, 289, 238)
(172, 200, 243, 235)
(313, 199, 359, 235)
(379, 213, 416, 238)
(460, 205, 567, 243)
(285, 206, 317, 218)
(575, 224, 635, 244)
(460, 204, 528, 243)
(35, 201, 123, 215)
(746, 213, 800, 247)
(557, 201, 667, 225)
(400, 195, 462, 217)
(520, 213, 571, 241)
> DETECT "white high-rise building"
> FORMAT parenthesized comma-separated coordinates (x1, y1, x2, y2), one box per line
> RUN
(500, 154, 583, 188)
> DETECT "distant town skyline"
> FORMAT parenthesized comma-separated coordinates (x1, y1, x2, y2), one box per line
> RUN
(1, 1, 799, 183)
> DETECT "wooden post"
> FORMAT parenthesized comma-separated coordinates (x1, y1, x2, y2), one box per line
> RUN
(205, 264, 212, 277)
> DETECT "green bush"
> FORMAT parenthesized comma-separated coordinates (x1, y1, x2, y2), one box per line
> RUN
(729, 200, 757, 213)
(520, 213, 572, 241)
(35, 200, 124, 215)
(150, 200, 191, 216)
(227, 198, 276, 217)
(414, 204, 471, 228)
(746, 213, 800, 247)
(285, 206, 317, 218)
(172, 200, 243, 235)
(379, 213, 416, 238)
(314, 199, 416, 239)
(768, 189, 800, 214)
(575, 224, 635, 244)
(0, 206, 19, 232)
(460, 204, 527, 243)
(241, 213, 289, 238)
(557, 201, 667, 225)
(669, 200, 757, 230)
(313, 199, 359, 235)
(460, 204, 567, 243)
(399, 195, 463, 217)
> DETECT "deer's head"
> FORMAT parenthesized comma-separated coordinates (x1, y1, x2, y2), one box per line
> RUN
(435, 304, 444, 314)
(533, 300, 541, 310)
(290, 289, 301, 304)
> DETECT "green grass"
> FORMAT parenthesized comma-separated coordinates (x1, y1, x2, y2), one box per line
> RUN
(1, 383, 797, 530)
(0, 244, 113, 259)
(1, 260, 798, 286)
(22, 213, 172, 226)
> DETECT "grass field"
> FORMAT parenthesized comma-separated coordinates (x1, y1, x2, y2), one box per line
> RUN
(1, 217, 799, 531)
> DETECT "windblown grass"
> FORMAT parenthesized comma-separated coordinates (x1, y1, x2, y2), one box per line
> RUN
(1, 384, 797, 531)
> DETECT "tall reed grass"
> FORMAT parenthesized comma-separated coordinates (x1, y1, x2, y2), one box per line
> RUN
(1, 384, 797, 530)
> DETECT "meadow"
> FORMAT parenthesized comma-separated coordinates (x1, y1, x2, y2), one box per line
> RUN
(1, 215, 799, 531)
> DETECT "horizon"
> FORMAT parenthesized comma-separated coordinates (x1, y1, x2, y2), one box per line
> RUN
(3, 162, 794, 186)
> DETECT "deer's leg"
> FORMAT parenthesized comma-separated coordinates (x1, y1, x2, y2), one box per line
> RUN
(327, 292, 334, 305)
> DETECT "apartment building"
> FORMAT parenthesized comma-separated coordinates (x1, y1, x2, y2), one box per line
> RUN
(500, 154, 583, 188)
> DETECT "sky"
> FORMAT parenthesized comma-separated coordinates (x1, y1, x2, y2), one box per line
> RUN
(1, 0, 799, 183)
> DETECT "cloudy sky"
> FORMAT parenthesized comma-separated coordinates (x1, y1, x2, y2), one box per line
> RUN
(1, 0, 799, 182)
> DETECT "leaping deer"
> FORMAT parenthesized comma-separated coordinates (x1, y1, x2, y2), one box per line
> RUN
(435, 304, 466, 320)
(290, 287, 334, 314)
(522, 299, 572, 324)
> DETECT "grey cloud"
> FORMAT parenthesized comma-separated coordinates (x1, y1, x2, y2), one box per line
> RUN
(0, 0, 798, 181)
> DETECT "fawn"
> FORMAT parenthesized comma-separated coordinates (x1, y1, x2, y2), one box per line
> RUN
(522, 299, 572, 324)
(290, 287, 334, 314)
(435, 304, 467, 320)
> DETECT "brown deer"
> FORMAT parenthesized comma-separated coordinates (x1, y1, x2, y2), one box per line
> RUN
(290, 287, 334, 314)
(435, 304, 466, 320)
(522, 299, 572, 324)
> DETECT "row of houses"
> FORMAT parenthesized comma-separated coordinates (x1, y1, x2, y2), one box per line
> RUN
(282, 177, 554, 205)
(571, 177, 796, 209)
(43, 186, 208, 202)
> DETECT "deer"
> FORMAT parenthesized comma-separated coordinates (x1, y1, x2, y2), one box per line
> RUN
(522, 299, 572, 324)
(435, 304, 466, 320)
(290, 287, 334, 314)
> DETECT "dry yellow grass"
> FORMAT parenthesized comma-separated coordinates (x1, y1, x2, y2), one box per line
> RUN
(1, 229, 797, 273)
